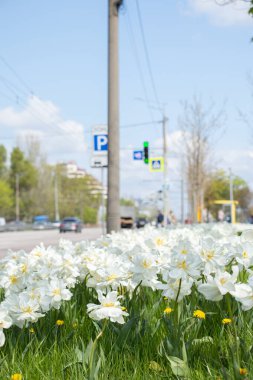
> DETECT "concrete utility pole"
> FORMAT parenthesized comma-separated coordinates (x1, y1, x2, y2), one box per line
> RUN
(162, 114, 169, 226)
(107, 0, 122, 233)
(15, 174, 20, 222)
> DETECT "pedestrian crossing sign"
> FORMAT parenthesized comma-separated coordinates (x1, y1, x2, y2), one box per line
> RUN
(149, 157, 164, 172)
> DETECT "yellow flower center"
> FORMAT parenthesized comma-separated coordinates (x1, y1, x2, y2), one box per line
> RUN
(206, 251, 214, 260)
(21, 306, 33, 314)
(107, 274, 118, 281)
(242, 251, 248, 259)
(143, 260, 151, 269)
(10, 275, 18, 284)
(103, 302, 115, 307)
(155, 238, 164, 246)
(178, 260, 187, 270)
(220, 278, 226, 285)
(21, 264, 27, 273)
(52, 288, 61, 296)
(180, 249, 188, 255)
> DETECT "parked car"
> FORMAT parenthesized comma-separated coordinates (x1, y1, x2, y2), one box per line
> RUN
(136, 217, 148, 229)
(6, 220, 27, 231)
(51, 220, 61, 228)
(32, 221, 53, 230)
(59, 217, 82, 233)
(0, 217, 6, 232)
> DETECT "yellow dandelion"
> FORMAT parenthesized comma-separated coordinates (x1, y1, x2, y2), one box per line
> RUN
(239, 368, 248, 375)
(164, 307, 173, 314)
(11, 374, 22, 380)
(56, 319, 64, 326)
(193, 310, 206, 319)
(222, 318, 232, 325)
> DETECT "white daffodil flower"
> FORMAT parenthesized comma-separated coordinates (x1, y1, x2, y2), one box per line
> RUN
(0, 309, 12, 346)
(47, 279, 72, 309)
(87, 290, 128, 324)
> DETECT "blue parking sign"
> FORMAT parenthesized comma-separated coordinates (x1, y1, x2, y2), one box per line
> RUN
(94, 134, 108, 152)
(133, 150, 143, 160)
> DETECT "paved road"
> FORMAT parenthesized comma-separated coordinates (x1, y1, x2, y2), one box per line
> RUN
(0, 227, 103, 258)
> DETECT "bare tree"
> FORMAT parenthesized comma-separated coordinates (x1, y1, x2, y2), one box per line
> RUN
(179, 97, 225, 222)
(17, 134, 47, 167)
(213, 0, 253, 18)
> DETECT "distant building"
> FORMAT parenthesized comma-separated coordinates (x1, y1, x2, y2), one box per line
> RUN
(61, 161, 87, 179)
(59, 161, 107, 198)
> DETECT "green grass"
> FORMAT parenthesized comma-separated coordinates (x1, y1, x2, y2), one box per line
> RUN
(1, 283, 253, 380)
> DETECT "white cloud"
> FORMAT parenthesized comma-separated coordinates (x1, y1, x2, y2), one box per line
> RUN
(120, 131, 184, 199)
(216, 147, 253, 188)
(188, 0, 252, 26)
(0, 96, 87, 158)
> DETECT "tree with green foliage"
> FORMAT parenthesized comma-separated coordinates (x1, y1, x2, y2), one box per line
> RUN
(120, 198, 135, 206)
(0, 145, 7, 178)
(0, 179, 13, 217)
(250, 0, 253, 17)
(204, 170, 251, 219)
(59, 174, 100, 224)
(9, 147, 38, 219)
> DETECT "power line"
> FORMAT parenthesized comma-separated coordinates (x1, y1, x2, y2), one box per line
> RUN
(125, 5, 156, 125)
(0, 55, 33, 94)
(0, 56, 81, 138)
(135, 0, 161, 110)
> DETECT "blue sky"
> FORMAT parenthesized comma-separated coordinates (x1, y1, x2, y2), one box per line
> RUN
(0, 0, 252, 215)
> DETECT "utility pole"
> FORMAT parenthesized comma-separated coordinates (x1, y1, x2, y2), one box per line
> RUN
(107, 0, 122, 233)
(162, 114, 169, 226)
(54, 170, 60, 221)
(15, 174, 20, 222)
(101, 167, 105, 234)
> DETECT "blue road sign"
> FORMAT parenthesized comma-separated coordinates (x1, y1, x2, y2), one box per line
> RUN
(149, 157, 164, 172)
(133, 150, 143, 160)
(94, 134, 108, 152)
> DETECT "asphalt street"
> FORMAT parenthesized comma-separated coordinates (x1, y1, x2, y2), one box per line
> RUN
(0, 227, 103, 258)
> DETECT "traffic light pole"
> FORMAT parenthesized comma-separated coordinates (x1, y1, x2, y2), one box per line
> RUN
(107, 0, 122, 233)
(162, 115, 169, 226)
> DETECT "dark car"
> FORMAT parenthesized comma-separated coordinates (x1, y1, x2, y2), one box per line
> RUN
(136, 217, 148, 229)
(59, 217, 82, 233)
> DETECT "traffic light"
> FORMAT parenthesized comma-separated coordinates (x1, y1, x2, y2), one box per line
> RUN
(143, 141, 149, 164)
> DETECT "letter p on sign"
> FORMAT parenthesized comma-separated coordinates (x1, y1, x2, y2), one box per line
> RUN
(94, 134, 108, 151)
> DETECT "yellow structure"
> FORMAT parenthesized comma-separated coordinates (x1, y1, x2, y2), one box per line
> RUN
(197, 206, 202, 223)
(214, 200, 239, 224)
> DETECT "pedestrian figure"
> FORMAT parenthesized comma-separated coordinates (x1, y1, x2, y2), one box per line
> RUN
(156, 211, 164, 227)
